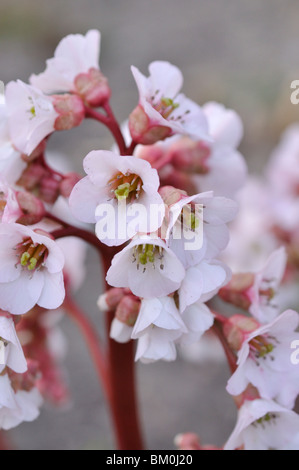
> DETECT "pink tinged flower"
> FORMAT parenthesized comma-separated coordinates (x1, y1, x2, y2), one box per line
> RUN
(178, 259, 231, 313)
(106, 235, 185, 298)
(69, 150, 165, 246)
(129, 61, 209, 145)
(0, 375, 43, 431)
(30, 30, 110, 105)
(5, 80, 58, 155)
(166, 190, 238, 267)
(0, 223, 65, 315)
(226, 310, 299, 409)
(224, 398, 299, 450)
(179, 302, 214, 345)
(5, 81, 84, 156)
(132, 297, 187, 363)
(0, 316, 27, 374)
(247, 247, 287, 323)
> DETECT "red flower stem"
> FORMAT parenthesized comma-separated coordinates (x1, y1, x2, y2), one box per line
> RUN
(63, 295, 112, 403)
(212, 318, 237, 374)
(102, 255, 144, 450)
(85, 105, 127, 155)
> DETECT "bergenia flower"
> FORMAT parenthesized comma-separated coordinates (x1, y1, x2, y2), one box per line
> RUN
(227, 310, 299, 409)
(0, 374, 43, 431)
(178, 259, 231, 313)
(5, 80, 84, 156)
(132, 297, 187, 363)
(166, 190, 238, 267)
(129, 61, 209, 145)
(69, 150, 165, 246)
(0, 315, 27, 374)
(106, 235, 185, 298)
(247, 247, 287, 323)
(224, 398, 299, 450)
(0, 223, 65, 315)
(179, 301, 214, 345)
(30, 30, 110, 106)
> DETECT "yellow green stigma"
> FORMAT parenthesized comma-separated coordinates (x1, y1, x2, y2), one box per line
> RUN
(108, 172, 143, 202)
(17, 239, 48, 272)
(132, 244, 164, 272)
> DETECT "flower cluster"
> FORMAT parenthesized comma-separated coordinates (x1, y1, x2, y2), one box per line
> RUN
(0, 28, 298, 451)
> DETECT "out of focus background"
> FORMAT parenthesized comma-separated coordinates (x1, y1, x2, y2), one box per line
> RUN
(1, 0, 299, 450)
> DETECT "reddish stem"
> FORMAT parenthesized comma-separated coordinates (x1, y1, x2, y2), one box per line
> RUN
(212, 319, 238, 374)
(102, 255, 144, 450)
(106, 310, 144, 450)
(85, 105, 127, 155)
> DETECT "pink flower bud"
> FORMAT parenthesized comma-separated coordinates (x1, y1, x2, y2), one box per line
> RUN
(233, 384, 261, 409)
(59, 173, 82, 198)
(17, 163, 47, 191)
(169, 137, 211, 173)
(97, 288, 126, 312)
(74, 67, 111, 107)
(223, 314, 260, 351)
(16, 191, 46, 225)
(218, 273, 255, 310)
(39, 176, 60, 204)
(53, 94, 85, 131)
(115, 295, 140, 327)
(129, 105, 172, 145)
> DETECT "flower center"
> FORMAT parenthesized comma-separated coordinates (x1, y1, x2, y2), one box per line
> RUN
(179, 204, 202, 232)
(108, 172, 143, 202)
(16, 238, 48, 272)
(252, 413, 278, 429)
(0, 192, 7, 218)
(153, 97, 180, 119)
(249, 335, 275, 359)
(132, 244, 164, 272)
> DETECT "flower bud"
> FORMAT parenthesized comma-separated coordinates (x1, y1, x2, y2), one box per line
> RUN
(97, 288, 126, 312)
(169, 137, 211, 174)
(115, 295, 140, 327)
(74, 68, 111, 107)
(218, 273, 255, 311)
(129, 105, 172, 145)
(39, 176, 60, 204)
(16, 191, 46, 225)
(59, 173, 82, 198)
(53, 94, 85, 131)
(223, 314, 260, 351)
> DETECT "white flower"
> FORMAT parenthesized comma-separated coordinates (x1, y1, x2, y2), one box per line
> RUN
(30, 30, 101, 94)
(179, 302, 214, 345)
(132, 297, 187, 363)
(129, 61, 209, 145)
(247, 247, 287, 323)
(106, 235, 185, 298)
(202, 101, 244, 149)
(178, 259, 231, 313)
(0, 315, 27, 374)
(224, 398, 299, 450)
(5, 80, 58, 155)
(0, 375, 43, 431)
(227, 310, 299, 409)
(167, 190, 238, 267)
(70, 150, 165, 245)
(0, 223, 65, 315)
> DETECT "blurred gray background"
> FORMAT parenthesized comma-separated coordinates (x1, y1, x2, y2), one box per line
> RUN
(1, 0, 299, 450)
